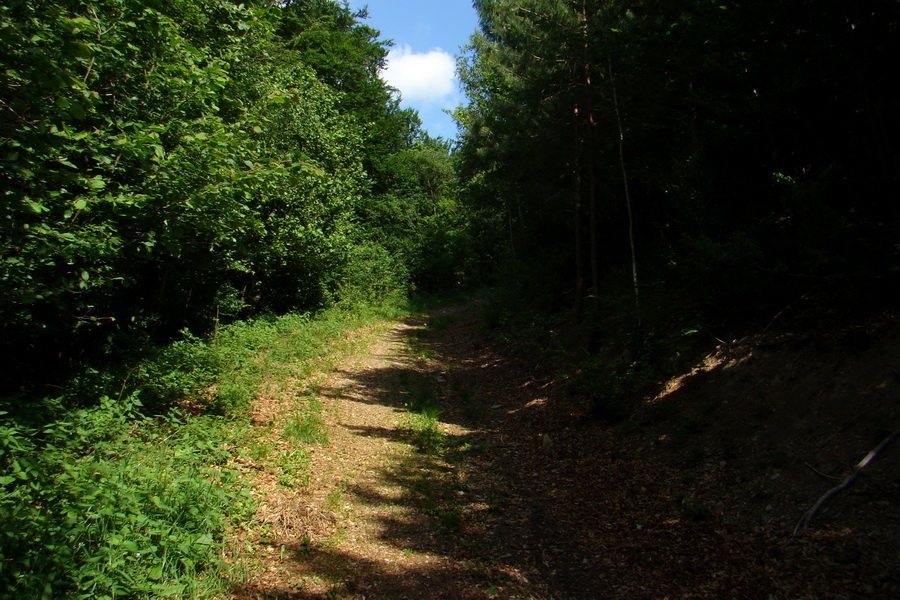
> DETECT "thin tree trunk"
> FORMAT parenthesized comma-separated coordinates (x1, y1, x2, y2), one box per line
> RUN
(507, 202, 517, 259)
(608, 58, 640, 325)
(573, 103, 584, 314)
(582, 0, 600, 310)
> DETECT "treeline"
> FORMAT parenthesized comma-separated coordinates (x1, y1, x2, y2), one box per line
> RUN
(456, 0, 900, 316)
(0, 0, 469, 398)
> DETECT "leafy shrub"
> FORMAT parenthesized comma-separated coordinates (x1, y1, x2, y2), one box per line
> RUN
(0, 396, 250, 600)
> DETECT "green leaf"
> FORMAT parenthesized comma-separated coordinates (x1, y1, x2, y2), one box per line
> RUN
(24, 199, 47, 214)
(65, 42, 93, 59)
(69, 102, 86, 119)
(64, 17, 93, 34)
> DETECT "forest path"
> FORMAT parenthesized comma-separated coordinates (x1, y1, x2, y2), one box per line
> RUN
(230, 302, 555, 599)
(229, 301, 897, 599)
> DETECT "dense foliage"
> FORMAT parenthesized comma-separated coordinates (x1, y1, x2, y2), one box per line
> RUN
(0, 0, 465, 397)
(456, 0, 900, 314)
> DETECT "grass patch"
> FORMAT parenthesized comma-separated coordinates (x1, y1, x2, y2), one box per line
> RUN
(395, 370, 438, 413)
(394, 369, 447, 455)
(283, 392, 328, 446)
(326, 488, 344, 512)
(249, 439, 274, 462)
(402, 406, 445, 455)
(391, 360, 471, 534)
(399, 455, 467, 536)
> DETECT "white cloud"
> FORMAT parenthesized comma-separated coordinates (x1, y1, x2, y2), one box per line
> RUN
(382, 45, 457, 105)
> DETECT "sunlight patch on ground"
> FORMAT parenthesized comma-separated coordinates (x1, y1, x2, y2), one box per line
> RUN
(651, 347, 754, 404)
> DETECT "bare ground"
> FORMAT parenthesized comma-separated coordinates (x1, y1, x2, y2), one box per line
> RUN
(228, 300, 900, 599)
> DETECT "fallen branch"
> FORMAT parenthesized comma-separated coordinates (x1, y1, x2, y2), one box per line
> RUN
(803, 461, 842, 481)
(794, 428, 900, 535)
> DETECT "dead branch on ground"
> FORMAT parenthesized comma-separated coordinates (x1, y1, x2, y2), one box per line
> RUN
(794, 428, 899, 535)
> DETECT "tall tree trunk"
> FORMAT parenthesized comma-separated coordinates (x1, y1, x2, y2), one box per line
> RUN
(582, 0, 600, 310)
(507, 202, 517, 259)
(609, 58, 640, 325)
(573, 103, 584, 315)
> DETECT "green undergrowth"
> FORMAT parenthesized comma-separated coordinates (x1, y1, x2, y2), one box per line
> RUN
(394, 330, 474, 537)
(283, 389, 328, 446)
(0, 301, 405, 599)
(402, 405, 445, 455)
(0, 396, 251, 600)
(399, 398, 472, 536)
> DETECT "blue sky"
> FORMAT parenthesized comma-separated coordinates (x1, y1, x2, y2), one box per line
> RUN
(346, 1, 480, 140)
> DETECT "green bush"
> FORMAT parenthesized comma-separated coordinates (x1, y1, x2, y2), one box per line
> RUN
(0, 396, 249, 600)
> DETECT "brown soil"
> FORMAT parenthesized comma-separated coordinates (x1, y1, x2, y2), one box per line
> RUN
(228, 300, 900, 599)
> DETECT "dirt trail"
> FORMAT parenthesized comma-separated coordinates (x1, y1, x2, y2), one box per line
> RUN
(231, 301, 900, 599)
(231, 304, 541, 599)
